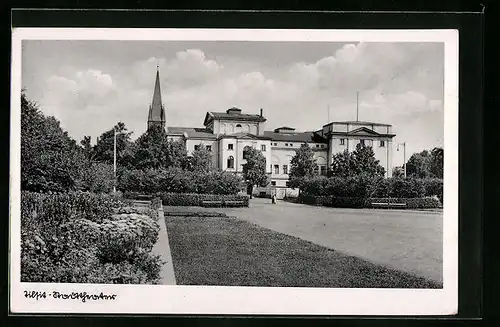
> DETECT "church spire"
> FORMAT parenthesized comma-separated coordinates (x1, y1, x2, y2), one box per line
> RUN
(148, 65, 166, 131)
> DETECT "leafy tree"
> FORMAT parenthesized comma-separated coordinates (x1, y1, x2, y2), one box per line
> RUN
(188, 144, 213, 172)
(392, 166, 405, 178)
(350, 143, 385, 177)
(329, 150, 353, 177)
(289, 143, 318, 191)
(329, 143, 385, 178)
(93, 122, 133, 165)
(132, 124, 187, 170)
(406, 150, 432, 178)
(80, 136, 94, 160)
(21, 92, 86, 192)
(242, 147, 268, 198)
(429, 147, 444, 178)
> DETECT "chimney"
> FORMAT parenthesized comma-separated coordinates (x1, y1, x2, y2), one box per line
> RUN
(260, 108, 263, 117)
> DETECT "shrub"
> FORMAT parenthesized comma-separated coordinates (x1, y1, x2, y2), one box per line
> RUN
(298, 195, 442, 209)
(388, 177, 425, 198)
(21, 191, 162, 284)
(422, 178, 443, 204)
(160, 193, 249, 207)
(118, 168, 241, 195)
(299, 195, 366, 208)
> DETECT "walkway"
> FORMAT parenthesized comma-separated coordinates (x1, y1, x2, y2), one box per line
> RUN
(165, 198, 443, 283)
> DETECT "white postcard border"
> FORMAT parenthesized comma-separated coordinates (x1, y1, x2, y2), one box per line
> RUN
(10, 28, 459, 316)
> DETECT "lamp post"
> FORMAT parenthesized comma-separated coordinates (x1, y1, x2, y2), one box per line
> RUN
(113, 128, 125, 193)
(396, 142, 407, 178)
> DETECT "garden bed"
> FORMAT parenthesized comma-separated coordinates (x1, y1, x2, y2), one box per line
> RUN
(165, 215, 442, 288)
(21, 191, 164, 284)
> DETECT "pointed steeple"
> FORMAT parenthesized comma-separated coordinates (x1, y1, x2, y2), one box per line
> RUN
(148, 65, 166, 131)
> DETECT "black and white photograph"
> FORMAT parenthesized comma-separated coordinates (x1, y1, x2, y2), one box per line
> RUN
(10, 28, 458, 315)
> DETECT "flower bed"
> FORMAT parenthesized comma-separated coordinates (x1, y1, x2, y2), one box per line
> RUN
(21, 191, 163, 284)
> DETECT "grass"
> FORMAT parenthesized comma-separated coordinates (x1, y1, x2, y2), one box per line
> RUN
(165, 215, 442, 288)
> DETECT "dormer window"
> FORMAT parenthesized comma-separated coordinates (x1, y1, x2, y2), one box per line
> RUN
(236, 124, 242, 128)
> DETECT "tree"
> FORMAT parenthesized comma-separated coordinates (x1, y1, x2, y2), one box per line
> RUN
(80, 136, 94, 160)
(392, 166, 405, 178)
(188, 144, 213, 172)
(21, 92, 86, 192)
(289, 143, 318, 191)
(406, 150, 432, 178)
(329, 143, 385, 178)
(329, 149, 353, 177)
(429, 147, 444, 178)
(93, 122, 133, 165)
(242, 147, 268, 198)
(351, 143, 385, 177)
(132, 124, 187, 170)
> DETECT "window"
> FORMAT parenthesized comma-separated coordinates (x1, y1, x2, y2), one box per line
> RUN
(206, 145, 212, 151)
(285, 143, 288, 146)
(274, 164, 280, 175)
(243, 146, 251, 159)
(271, 181, 276, 186)
(228, 144, 233, 150)
(286, 181, 290, 187)
(340, 139, 345, 145)
(194, 145, 200, 151)
(283, 165, 288, 175)
(227, 156, 234, 169)
(270, 164, 273, 171)
(380, 140, 385, 147)
(236, 124, 242, 127)
(273, 142, 278, 146)
(320, 165, 327, 176)
(261, 144, 266, 151)
(360, 139, 365, 146)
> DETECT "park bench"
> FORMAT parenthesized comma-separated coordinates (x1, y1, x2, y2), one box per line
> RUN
(371, 202, 407, 209)
(201, 200, 223, 207)
(224, 200, 246, 207)
(388, 203, 407, 208)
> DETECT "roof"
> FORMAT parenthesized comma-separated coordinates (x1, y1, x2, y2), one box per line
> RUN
(325, 120, 392, 127)
(148, 69, 165, 123)
(274, 126, 296, 132)
(218, 132, 272, 140)
(264, 131, 328, 143)
(167, 127, 217, 139)
(203, 110, 266, 126)
(326, 126, 396, 138)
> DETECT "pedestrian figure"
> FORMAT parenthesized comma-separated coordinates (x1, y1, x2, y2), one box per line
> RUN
(272, 193, 276, 204)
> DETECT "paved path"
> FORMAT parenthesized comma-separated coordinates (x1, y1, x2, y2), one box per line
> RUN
(165, 198, 443, 283)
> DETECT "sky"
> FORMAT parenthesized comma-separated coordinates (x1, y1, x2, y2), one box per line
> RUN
(21, 40, 444, 166)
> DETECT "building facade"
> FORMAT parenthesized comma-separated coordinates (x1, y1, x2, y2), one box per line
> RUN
(147, 69, 396, 197)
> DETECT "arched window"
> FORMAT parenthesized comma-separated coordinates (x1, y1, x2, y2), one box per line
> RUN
(236, 124, 242, 127)
(227, 156, 235, 169)
(235, 124, 242, 133)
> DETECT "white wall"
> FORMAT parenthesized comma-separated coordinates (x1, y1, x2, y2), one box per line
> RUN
(218, 137, 271, 173)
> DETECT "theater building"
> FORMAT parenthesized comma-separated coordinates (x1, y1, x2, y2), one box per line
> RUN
(147, 69, 396, 198)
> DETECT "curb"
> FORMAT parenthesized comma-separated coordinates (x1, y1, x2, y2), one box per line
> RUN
(152, 206, 177, 285)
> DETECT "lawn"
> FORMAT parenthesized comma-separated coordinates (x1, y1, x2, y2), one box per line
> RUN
(165, 215, 442, 288)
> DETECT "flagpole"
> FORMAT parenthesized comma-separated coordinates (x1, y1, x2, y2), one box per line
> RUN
(356, 91, 359, 122)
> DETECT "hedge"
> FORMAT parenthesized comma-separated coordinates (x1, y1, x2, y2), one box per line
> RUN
(21, 191, 163, 284)
(365, 197, 442, 209)
(160, 193, 249, 207)
(118, 167, 242, 195)
(299, 194, 442, 209)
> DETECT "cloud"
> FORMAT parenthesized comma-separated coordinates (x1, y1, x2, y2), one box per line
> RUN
(44, 69, 116, 111)
(26, 42, 444, 158)
(131, 49, 222, 89)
